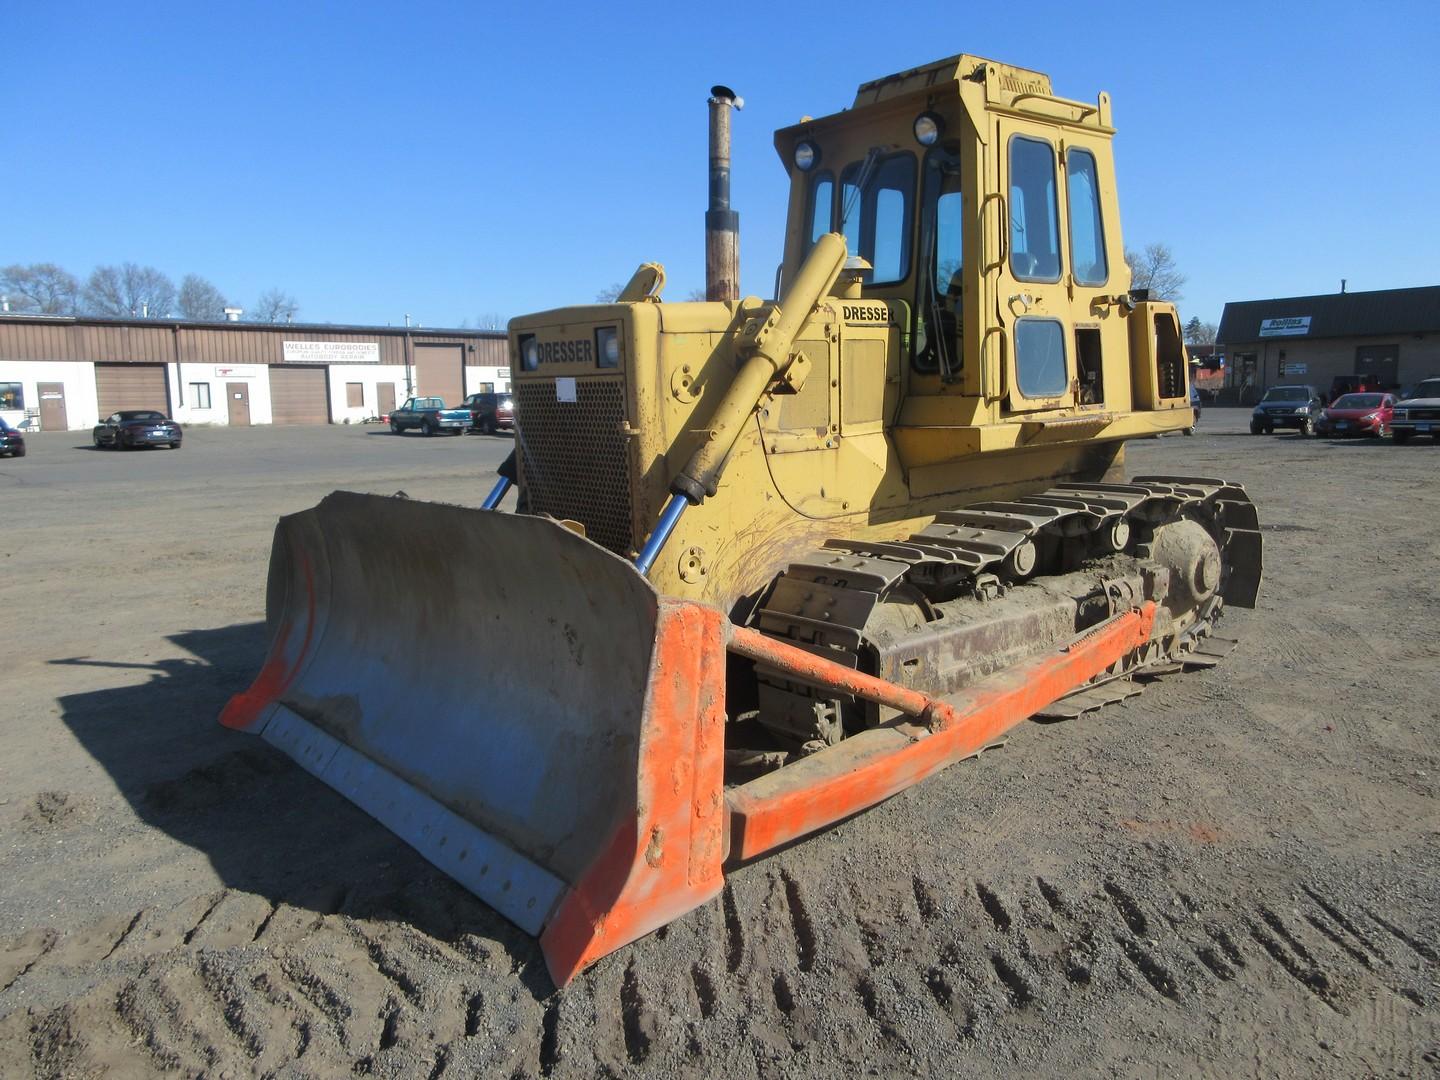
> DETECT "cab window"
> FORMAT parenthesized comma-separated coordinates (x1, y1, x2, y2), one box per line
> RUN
(1009, 136, 1061, 282)
(912, 145, 963, 375)
(838, 153, 915, 285)
(1066, 149, 1108, 286)
(1015, 318, 1068, 398)
(807, 172, 834, 247)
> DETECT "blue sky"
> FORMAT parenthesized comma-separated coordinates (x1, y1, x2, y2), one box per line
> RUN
(4, 1, 1437, 331)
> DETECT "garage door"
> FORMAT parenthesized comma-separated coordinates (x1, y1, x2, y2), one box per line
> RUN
(414, 344, 464, 405)
(95, 363, 169, 415)
(269, 366, 330, 424)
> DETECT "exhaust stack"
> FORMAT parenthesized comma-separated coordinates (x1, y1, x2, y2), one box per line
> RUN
(705, 85, 742, 302)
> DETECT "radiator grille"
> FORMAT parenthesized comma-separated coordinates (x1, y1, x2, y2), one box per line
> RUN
(514, 377, 634, 556)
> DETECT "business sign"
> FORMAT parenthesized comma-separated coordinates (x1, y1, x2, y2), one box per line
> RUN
(214, 366, 256, 378)
(282, 341, 381, 363)
(1280, 361, 1308, 375)
(1258, 316, 1311, 338)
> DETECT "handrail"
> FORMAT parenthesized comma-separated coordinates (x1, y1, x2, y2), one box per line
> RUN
(1009, 92, 1099, 119)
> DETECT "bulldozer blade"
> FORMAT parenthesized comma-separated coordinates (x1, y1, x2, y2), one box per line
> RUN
(221, 492, 728, 987)
(223, 493, 1164, 985)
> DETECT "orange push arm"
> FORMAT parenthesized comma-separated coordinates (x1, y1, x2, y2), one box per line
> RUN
(724, 603, 1156, 862)
(728, 624, 962, 730)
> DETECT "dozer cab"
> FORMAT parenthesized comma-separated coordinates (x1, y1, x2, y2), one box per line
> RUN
(224, 54, 1262, 986)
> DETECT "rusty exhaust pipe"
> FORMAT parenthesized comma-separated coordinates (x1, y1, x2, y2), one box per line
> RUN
(705, 85, 742, 302)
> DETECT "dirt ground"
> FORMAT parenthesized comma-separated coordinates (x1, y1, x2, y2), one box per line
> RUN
(2, 414, 1437, 1079)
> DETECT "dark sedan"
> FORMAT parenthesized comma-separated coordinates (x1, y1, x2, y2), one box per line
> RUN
(93, 410, 183, 450)
(0, 417, 25, 458)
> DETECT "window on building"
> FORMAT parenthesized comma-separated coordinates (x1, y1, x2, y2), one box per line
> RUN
(189, 383, 212, 409)
(0, 383, 22, 410)
(346, 382, 365, 408)
(1009, 136, 1061, 283)
(1065, 149, 1108, 286)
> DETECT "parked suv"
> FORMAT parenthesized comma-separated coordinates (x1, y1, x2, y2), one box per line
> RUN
(1390, 376, 1440, 445)
(1250, 385, 1324, 436)
(463, 391, 514, 435)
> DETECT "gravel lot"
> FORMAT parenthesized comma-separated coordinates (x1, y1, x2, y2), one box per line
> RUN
(1, 413, 1437, 1078)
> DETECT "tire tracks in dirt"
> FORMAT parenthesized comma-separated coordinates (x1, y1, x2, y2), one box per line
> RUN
(1, 862, 1435, 1077)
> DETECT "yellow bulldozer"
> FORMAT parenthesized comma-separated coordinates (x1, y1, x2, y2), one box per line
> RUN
(223, 54, 1262, 987)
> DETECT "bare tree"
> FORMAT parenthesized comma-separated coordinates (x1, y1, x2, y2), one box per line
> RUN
(594, 283, 626, 303)
(250, 288, 300, 324)
(1124, 242, 1186, 302)
(686, 287, 708, 302)
(176, 274, 229, 321)
(1, 263, 80, 314)
(83, 263, 177, 318)
(1183, 316, 1218, 346)
(475, 311, 507, 331)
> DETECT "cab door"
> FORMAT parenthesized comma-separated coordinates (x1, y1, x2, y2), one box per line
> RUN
(996, 121, 1073, 413)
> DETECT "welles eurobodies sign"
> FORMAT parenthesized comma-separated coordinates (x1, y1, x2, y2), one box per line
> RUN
(281, 341, 381, 363)
(1258, 316, 1312, 338)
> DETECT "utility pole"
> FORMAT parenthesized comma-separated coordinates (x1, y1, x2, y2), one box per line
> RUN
(404, 314, 414, 396)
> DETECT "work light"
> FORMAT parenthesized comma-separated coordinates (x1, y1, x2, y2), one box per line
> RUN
(914, 112, 944, 146)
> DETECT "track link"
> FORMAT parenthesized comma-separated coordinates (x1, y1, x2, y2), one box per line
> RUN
(743, 475, 1261, 752)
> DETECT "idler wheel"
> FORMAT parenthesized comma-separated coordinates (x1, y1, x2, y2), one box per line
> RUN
(1003, 539, 1037, 579)
(1150, 518, 1223, 612)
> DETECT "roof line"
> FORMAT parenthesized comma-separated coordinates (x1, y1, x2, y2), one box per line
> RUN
(0, 312, 505, 338)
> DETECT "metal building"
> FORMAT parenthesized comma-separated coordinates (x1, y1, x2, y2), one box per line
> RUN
(0, 314, 508, 431)
(1217, 285, 1440, 397)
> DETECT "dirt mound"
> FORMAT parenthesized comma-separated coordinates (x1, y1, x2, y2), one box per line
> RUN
(20, 792, 93, 833)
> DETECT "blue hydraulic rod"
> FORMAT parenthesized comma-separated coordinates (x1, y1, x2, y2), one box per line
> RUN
(634, 493, 690, 576)
(481, 475, 512, 510)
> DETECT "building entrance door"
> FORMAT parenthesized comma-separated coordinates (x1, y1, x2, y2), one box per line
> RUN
(377, 383, 396, 417)
(37, 383, 68, 431)
(1356, 344, 1399, 389)
(227, 383, 251, 426)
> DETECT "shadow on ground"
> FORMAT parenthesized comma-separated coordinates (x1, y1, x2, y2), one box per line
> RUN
(49, 624, 552, 998)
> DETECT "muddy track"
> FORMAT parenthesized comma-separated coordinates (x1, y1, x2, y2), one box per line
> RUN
(2, 858, 1435, 1079)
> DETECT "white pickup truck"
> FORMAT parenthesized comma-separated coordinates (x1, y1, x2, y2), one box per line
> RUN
(1391, 377, 1440, 445)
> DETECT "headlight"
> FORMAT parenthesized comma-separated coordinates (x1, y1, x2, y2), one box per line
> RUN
(1296, 404, 1311, 413)
(1363, 412, 1378, 421)
(913, 111, 944, 146)
(595, 326, 622, 368)
(519, 334, 539, 371)
(793, 140, 820, 172)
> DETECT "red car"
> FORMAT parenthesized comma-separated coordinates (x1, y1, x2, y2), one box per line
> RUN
(1315, 392, 1395, 438)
